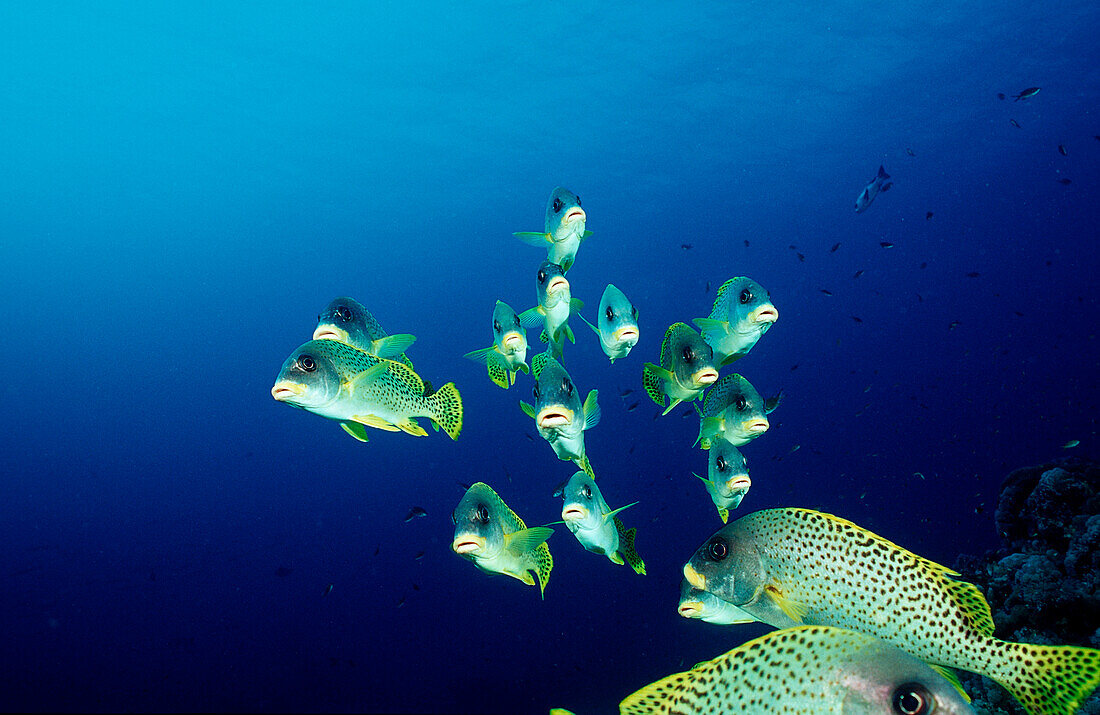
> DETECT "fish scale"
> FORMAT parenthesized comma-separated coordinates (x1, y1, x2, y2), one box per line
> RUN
(692, 508, 1100, 715)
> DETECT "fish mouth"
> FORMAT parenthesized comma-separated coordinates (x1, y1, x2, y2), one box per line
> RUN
(312, 324, 349, 342)
(683, 563, 706, 590)
(726, 476, 752, 493)
(452, 536, 486, 555)
(271, 380, 305, 402)
(750, 305, 779, 324)
(537, 406, 574, 429)
(692, 369, 719, 387)
(563, 208, 586, 224)
(562, 506, 587, 522)
(742, 419, 769, 434)
(547, 276, 570, 295)
(502, 332, 525, 350)
(612, 327, 639, 343)
(678, 601, 704, 618)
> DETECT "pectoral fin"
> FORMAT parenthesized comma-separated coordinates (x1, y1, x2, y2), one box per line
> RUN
(462, 346, 496, 366)
(519, 307, 545, 330)
(579, 314, 601, 337)
(519, 400, 537, 419)
(582, 390, 601, 430)
(764, 584, 808, 623)
(602, 501, 638, 522)
(513, 231, 553, 247)
(505, 526, 554, 556)
(349, 363, 389, 393)
(371, 333, 416, 359)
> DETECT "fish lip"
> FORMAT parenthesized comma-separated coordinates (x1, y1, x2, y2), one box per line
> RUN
(562, 506, 586, 521)
(692, 369, 719, 387)
(683, 563, 706, 590)
(502, 332, 524, 350)
(750, 306, 779, 324)
(537, 406, 574, 429)
(546, 276, 570, 295)
(678, 602, 704, 618)
(726, 476, 752, 492)
(452, 537, 485, 555)
(563, 208, 586, 224)
(742, 419, 769, 434)
(312, 324, 349, 342)
(613, 327, 639, 342)
(271, 381, 304, 401)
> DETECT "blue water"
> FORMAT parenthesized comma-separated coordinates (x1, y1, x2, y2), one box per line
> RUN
(1, 2, 1097, 712)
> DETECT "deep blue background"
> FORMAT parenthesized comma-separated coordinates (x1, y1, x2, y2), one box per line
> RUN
(1, 2, 1097, 713)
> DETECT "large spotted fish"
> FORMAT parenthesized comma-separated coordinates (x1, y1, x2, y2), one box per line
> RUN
(513, 186, 592, 273)
(271, 339, 462, 442)
(312, 296, 417, 370)
(683, 508, 1100, 715)
(463, 300, 529, 389)
(620, 625, 976, 714)
(695, 372, 770, 450)
(451, 482, 553, 599)
(692, 277, 777, 366)
(642, 323, 719, 416)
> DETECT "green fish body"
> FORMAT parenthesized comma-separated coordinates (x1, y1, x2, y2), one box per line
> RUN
(559, 471, 644, 574)
(451, 482, 553, 598)
(683, 508, 1100, 715)
(620, 625, 976, 714)
(512, 186, 592, 273)
(695, 373, 769, 449)
(463, 300, 529, 389)
(642, 322, 719, 416)
(313, 296, 417, 371)
(692, 277, 777, 366)
(271, 339, 462, 441)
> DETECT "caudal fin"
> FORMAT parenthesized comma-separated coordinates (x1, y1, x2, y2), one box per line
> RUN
(993, 640, 1100, 715)
(426, 382, 463, 440)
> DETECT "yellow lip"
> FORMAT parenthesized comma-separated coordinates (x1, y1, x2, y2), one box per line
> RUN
(612, 327, 639, 342)
(537, 406, 574, 429)
(547, 276, 569, 295)
(692, 369, 719, 387)
(742, 419, 769, 434)
(749, 305, 779, 324)
(452, 536, 486, 555)
(726, 476, 752, 492)
(678, 601, 704, 618)
(564, 207, 586, 224)
(562, 506, 587, 521)
(502, 332, 525, 350)
(684, 563, 706, 590)
(312, 324, 349, 342)
(271, 380, 305, 401)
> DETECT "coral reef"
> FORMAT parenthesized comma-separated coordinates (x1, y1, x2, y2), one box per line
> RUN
(954, 457, 1100, 714)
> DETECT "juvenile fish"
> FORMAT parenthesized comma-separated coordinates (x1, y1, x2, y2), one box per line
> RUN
(463, 300, 529, 389)
(512, 187, 592, 273)
(643, 323, 719, 416)
(683, 508, 1100, 715)
(580, 284, 639, 363)
(451, 482, 553, 598)
(557, 471, 644, 574)
(692, 277, 777, 366)
(855, 165, 893, 213)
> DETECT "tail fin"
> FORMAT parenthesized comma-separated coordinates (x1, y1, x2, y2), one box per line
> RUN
(878, 164, 890, 180)
(425, 382, 463, 440)
(992, 641, 1100, 715)
(614, 517, 646, 575)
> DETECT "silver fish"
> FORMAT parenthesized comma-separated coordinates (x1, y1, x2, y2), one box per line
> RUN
(580, 283, 639, 363)
(512, 187, 592, 272)
(855, 164, 893, 213)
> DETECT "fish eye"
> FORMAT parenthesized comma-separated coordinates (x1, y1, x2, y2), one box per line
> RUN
(296, 354, 317, 372)
(538, 269, 547, 283)
(552, 198, 563, 213)
(706, 537, 729, 561)
(476, 505, 490, 523)
(716, 456, 727, 472)
(739, 289, 754, 304)
(336, 305, 353, 322)
(562, 377, 573, 395)
(682, 346, 694, 362)
(582, 485, 591, 498)
(605, 306, 614, 321)
(735, 395, 747, 411)
(493, 320, 502, 333)
(892, 684, 932, 715)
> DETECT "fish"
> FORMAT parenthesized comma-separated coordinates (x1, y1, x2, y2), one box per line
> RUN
(620, 625, 976, 715)
(949, 320, 961, 330)
(463, 300, 530, 389)
(830, 242, 841, 253)
(853, 269, 865, 278)
(692, 277, 778, 366)
(682, 508, 1100, 715)
(743, 239, 749, 247)
(322, 583, 334, 597)
(643, 323, 719, 416)
(796, 252, 805, 262)
(677, 579, 761, 625)
(880, 241, 895, 248)
(404, 506, 428, 522)
(906, 147, 917, 156)
(271, 339, 463, 442)
(681, 243, 693, 250)
(451, 482, 553, 598)
(519, 260, 582, 360)
(998, 92, 1006, 99)
(695, 373, 769, 450)
(762, 389, 784, 414)
(1057, 178, 1072, 185)
(518, 354, 599, 478)
(313, 297, 417, 371)
(626, 401, 639, 412)
(512, 187, 592, 273)
(819, 288, 833, 296)
(1058, 144, 1067, 156)
(1013, 86, 1040, 100)
(926, 211, 934, 220)
(557, 471, 645, 574)
(967, 272, 980, 278)
(855, 165, 893, 213)
(1010, 118, 1022, 128)
(1061, 440, 1080, 449)
(852, 316, 863, 323)
(579, 284, 639, 363)
(693, 438, 752, 522)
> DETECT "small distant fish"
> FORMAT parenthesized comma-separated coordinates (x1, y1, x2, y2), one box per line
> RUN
(906, 147, 916, 157)
(1014, 311, 1024, 317)
(1057, 178, 1072, 185)
(830, 242, 840, 253)
(705, 281, 710, 293)
(681, 243, 693, 250)
(1058, 145, 1067, 156)
(796, 252, 805, 262)
(743, 240, 750, 247)
(619, 388, 634, 397)
(853, 270, 864, 279)
(788, 245, 797, 250)
(1013, 86, 1040, 101)
(1009, 119, 1021, 129)
(997, 92, 1005, 100)
(763, 390, 785, 414)
(396, 596, 406, 608)
(322, 583, 334, 597)
(819, 289, 833, 296)
(863, 385, 872, 393)
(851, 316, 863, 323)
(404, 506, 428, 522)
(949, 320, 961, 330)
(790, 363, 799, 371)
(919, 262, 927, 269)
(880, 241, 894, 249)
(967, 272, 981, 278)
(786, 444, 801, 455)
(855, 165, 892, 213)
(373, 545, 380, 556)
(926, 212, 934, 220)
(1094, 136, 1100, 142)
(1062, 440, 1080, 449)
(626, 401, 639, 412)
(914, 472, 925, 480)
(916, 293, 924, 302)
